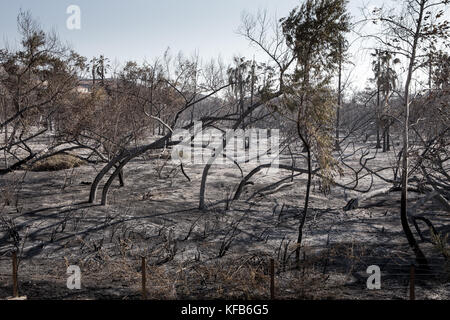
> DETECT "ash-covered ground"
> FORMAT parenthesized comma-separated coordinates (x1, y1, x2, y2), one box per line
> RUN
(1, 136, 449, 300)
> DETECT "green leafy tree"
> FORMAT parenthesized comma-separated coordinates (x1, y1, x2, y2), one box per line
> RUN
(280, 0, 350, 264)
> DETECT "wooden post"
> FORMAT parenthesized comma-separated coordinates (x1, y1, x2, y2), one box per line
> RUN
(141, 256, 147, 300)
(270, 258, 275, 300)
(409, 264, 415, 300)
(12, 251, 18, 297)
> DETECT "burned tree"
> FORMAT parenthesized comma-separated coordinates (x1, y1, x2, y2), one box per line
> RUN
(0, 11, 86, 174)
(280, 0, 350, 263)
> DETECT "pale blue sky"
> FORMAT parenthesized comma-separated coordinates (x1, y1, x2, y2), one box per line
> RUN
(1, 0, 303, 63)
(0, 0, 396, 89)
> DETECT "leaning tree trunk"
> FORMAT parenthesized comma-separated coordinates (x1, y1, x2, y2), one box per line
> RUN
(198, 129, 241, 210)
(199, 162, 212, 211)
(89, 134, 170, 204)
(88, 151, 127, 203)
(118, 169, 124, 187)
(233, 164, 311, 200)
(198, 99, 269, 210)
(101, 157, 132, 205)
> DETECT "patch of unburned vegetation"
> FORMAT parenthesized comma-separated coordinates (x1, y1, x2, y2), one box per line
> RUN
(30, 154, 86, 172)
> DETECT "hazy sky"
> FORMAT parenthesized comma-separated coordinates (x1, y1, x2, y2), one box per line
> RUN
(0, 0, 400, 90)
(1, 0, 300, 61)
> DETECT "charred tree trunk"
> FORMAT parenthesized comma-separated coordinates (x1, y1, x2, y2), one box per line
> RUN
(376, 52, 382, 149)
(118, 169, 124, 187)
(335, 40, 342, 151)
(400, 0, 428, 270)
(295, 104, 312, 267)
(296, 144, 312, 266)
(89, 134, 170, 204)
(198, 99, 269, 210)
(233, 164, 310, 201)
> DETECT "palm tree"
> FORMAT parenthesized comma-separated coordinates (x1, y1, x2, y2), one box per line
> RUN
(371, 49, 400, 151)
(96, 55, 111, 85)
(90, 57, 97, 86)
(228, 57, 252, 128)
